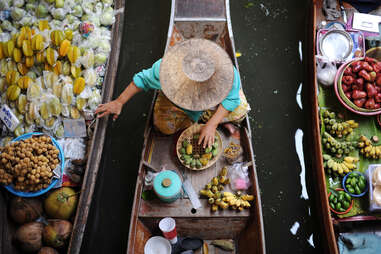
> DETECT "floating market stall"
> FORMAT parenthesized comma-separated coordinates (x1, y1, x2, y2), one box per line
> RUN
(0, 0, 124, 253)
(310, 1, 381, 253)
(127, 0, 265, 253)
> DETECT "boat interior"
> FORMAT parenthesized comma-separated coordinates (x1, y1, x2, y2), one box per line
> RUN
(127, 0, 265, 253)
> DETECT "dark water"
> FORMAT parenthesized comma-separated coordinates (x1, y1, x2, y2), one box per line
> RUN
(81, 0, 323, 253)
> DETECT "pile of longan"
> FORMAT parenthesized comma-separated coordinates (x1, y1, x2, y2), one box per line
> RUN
(0, 135, 60, 192)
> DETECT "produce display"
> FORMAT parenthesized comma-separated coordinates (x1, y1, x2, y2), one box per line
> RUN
(179, 133, 219, 169)
(199, 167, 253, 212)
(323, 154, 358, 177)
(328, 189, 353, 213)
(343, 172, 367, 196)
(8, 187, 77, 253)
(322, 132, 356, 158)
(0, 135, 59, 192)
(0, 0, 116, 139)
(357, 135, 381, 159)
(321, 109, 358, 138)
(341, 57, 381, 110)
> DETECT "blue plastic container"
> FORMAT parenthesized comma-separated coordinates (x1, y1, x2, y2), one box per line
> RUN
(2, 132, 64, 197)
(342, 171, 368, 197)
(153, 170, 182, 203)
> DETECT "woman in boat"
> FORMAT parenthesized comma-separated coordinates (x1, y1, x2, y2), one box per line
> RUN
(95, 39, 250, 147)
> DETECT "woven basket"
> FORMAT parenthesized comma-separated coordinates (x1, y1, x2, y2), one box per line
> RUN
(176, 124, 223, 171)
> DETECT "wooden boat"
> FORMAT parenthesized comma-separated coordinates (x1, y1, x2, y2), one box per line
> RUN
(0, 0, 125, 253)
(309, 1, 381, 253)
(127, 0, 265, 253)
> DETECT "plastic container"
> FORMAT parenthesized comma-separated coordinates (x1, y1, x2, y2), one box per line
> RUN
(365, 164, 381, 212)
(144, 236, 171, 254)
(2, 132, 64, 197)
(328, 188, 354, 215)
(342, 171, 369, 197)
(153, 170, 182, 203)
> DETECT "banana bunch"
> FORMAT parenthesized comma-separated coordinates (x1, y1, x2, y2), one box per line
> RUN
(321, 109, 358, 138)
(199, 167, 231, 211)
(323, 154, 358, 176)
(358, 135, 381, 159)
(222, 191, 253, 211)
(322, 132, 356, 158)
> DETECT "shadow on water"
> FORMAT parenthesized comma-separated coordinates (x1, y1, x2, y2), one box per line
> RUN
(82, 0, 324, 253)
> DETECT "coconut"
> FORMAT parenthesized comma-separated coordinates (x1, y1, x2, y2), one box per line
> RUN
(43, 219, 73, 248)
(44, 187, 78, 219)
(38, 247, 59, 254)
(15, 222, 44, 252)
(9, 197, 43, 224)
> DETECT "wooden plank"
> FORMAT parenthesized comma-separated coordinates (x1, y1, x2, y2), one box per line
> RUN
(133, 220, 152, 254)
(140, 217, 247, 239)
(67, 0, 125, 253)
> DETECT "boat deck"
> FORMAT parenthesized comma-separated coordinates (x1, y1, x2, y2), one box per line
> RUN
(137, 127, 251, 239)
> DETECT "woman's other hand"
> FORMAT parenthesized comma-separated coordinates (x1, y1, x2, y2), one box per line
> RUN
(198, 122, 217, 148)
(95, 99, 123, 120)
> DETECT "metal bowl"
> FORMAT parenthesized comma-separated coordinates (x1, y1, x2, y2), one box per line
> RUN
(320, 30, 353, 62)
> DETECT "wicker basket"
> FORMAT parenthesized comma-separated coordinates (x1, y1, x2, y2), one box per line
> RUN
(176, 124, 223, 171)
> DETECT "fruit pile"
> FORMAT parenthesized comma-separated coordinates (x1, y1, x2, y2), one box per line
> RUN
(0, 135, 59, 192)
(323, 154, 358, 177)
(179, 134, 218, 169)
(322, 132, 356, 158)
(321, 109, 358, 138)
(0, 0, 116, 139)
(341, 57, 381, 110)
(344, 172, 367, 195)
(329, 189, 352, 213)
(357, 135, 381, 159)
(199, 167, 253, 212)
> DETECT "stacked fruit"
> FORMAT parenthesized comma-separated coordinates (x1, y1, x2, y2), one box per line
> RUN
(199, 167, 253, 212)
(358, 135, 381, 159)
(0, 23, 101, 138)
(329, 189, 352, 213)
(179, 134, 219, 169)
(341, 57, 381, 110)
(344, 172, 367, 195)
(322, 132, 356, 158)
(323, 154, 359, 177)
(321, 109, 358, 138)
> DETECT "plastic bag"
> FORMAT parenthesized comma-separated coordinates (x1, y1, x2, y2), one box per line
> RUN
(316, 56, 337, 86)
(229, 162, 251, 191)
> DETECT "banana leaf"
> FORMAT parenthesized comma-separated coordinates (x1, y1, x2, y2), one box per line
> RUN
(318, 84, 381, 218)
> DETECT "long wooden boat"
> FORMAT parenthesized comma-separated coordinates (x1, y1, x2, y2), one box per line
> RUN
(310, 1, 381, 253)
(127, 0, 265, 253)
(0, 0, 125, 253)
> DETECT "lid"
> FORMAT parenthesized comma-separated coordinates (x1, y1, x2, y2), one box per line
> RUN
(144, 236, 171, 254)
(153, 170, 182, 198)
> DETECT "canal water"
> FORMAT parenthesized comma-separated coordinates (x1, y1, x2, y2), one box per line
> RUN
(81, 0, 323, 253)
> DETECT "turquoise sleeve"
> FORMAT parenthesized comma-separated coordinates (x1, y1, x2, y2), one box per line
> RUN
(133, 59, 162, 91)
(221, 67, 241, 112)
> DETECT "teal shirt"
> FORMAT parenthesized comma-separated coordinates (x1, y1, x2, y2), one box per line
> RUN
(133, 59, 241, 122)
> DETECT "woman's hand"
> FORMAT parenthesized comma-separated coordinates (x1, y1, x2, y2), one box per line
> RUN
(95, 99, 123, 120)
(198, 122, 217, 148)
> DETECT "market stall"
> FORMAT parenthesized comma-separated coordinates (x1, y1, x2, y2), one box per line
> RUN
(0, 0, 124, 253)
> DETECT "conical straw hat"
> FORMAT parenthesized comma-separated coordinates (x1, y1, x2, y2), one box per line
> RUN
(160, 38, 234, 111)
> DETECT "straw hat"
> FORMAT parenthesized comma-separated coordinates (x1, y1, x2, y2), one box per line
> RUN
(160, 38, 234, 111)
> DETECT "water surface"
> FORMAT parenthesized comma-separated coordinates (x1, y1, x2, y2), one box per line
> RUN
(81, 1, 323, 253)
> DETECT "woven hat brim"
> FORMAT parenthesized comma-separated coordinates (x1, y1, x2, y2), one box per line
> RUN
(160, 39, 234, 111)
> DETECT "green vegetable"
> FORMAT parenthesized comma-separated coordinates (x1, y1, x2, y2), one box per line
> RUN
(182, 140, 189, 148)
(330, 202, 336, 210)
(212, 149, 218, 157)
(344, 193, 351, 201)
(180, 148, 186, 155)
(205, 147, 212, 153)
(348, 187, 355, 194)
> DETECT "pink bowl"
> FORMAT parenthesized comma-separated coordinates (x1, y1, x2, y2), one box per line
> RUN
(334, 57, 381, 116)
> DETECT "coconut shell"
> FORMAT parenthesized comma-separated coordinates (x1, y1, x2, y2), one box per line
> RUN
(15, 222, 44, 253)
(9, 197, 43, 224)
(38, 247, 59, 254)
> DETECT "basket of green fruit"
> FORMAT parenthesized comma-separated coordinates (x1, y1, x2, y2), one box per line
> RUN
(343, 171, 368, 197)
(177, 124, 222, 170)
(328, 188, 354, 215)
